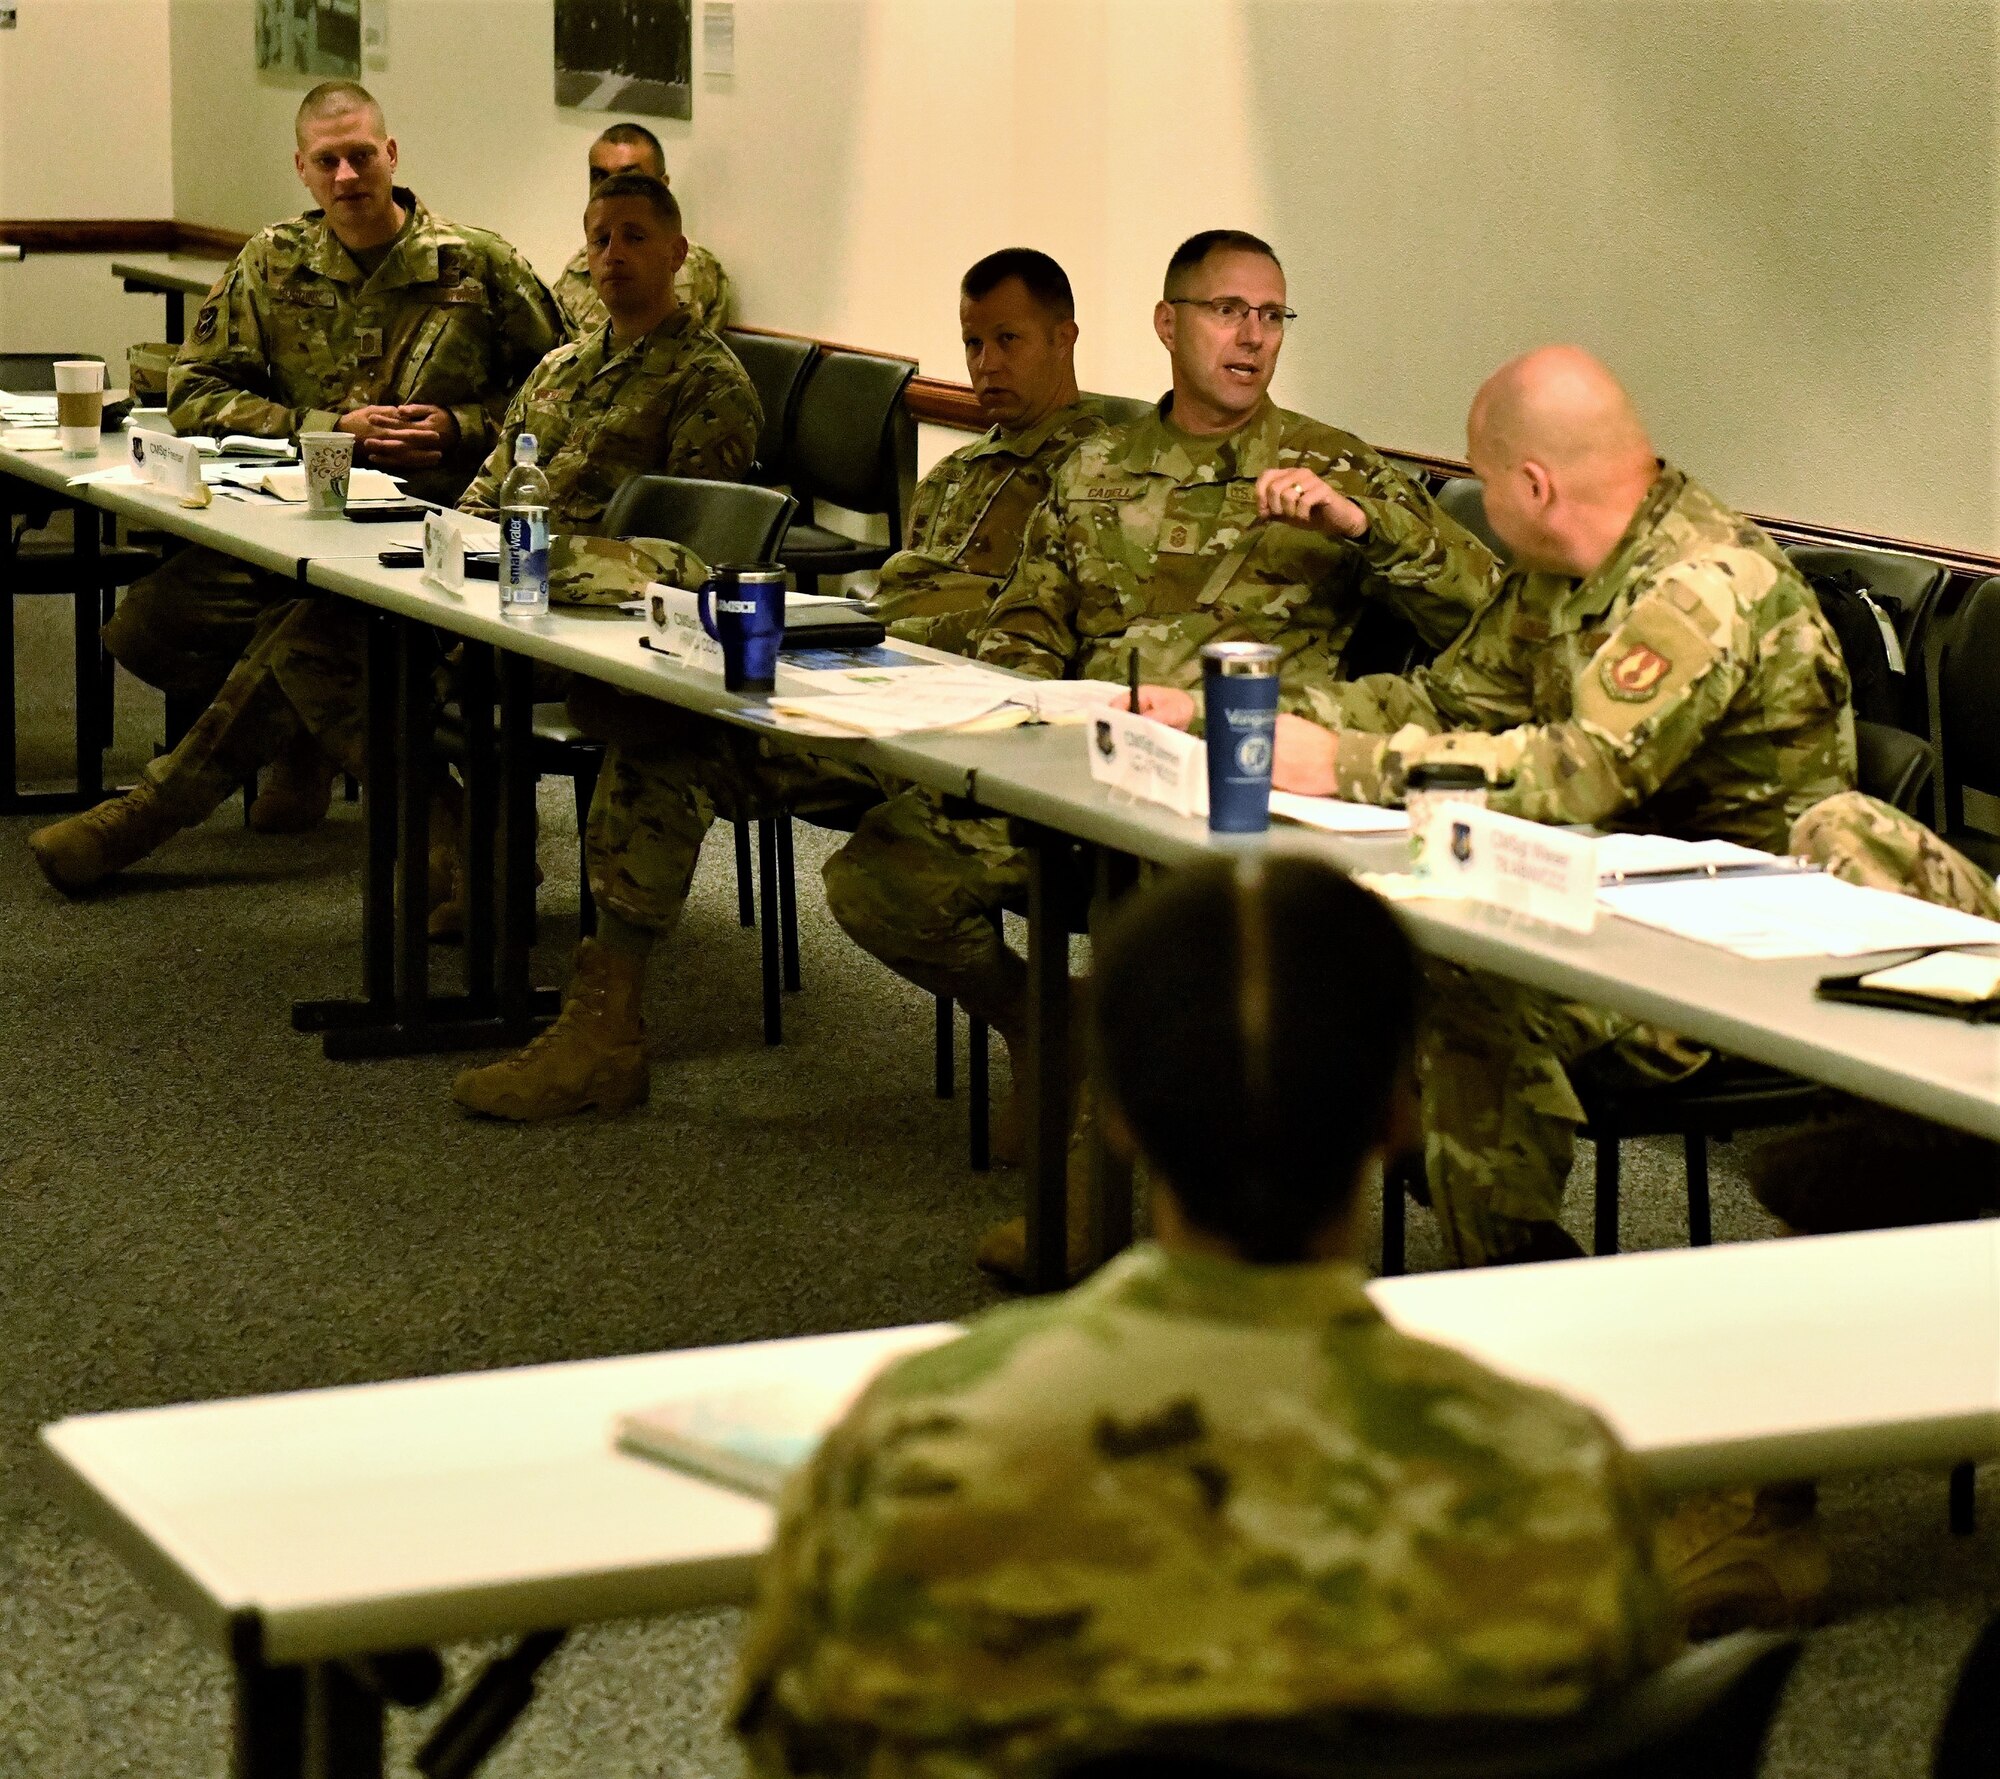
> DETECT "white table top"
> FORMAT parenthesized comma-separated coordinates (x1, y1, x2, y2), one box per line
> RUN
(41, 1223, 2000, 1664)
(0, 437, 426, 580)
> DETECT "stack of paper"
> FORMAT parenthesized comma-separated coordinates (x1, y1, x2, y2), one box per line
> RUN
(768, 676, 1025, 737)
(1268, 792, 1410, 836)
(1599, 870, 2000, 959)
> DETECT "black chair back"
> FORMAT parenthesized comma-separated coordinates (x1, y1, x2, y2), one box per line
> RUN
(1433, 476, 1511, 564)
(1089, 391, 1159, 430)
(1937, 574, 2000, 842)
(1057, 1633, 1798, 1779)
(722, 330, 819, 484)
(1787, 544, 1949, 733)
(1, 352, 104, 393)
(1854, 717, 1936, 815)
(601, 475, 797, 567)
(790, 347, 918, 538)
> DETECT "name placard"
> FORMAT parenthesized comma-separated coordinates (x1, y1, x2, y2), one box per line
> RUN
(127, 428, 204, 499)
(1085, 706, 1207, 818)
(646, 584, 726, 675)
(1410, 803, 1597, 933)
(422, 509, 466, 593)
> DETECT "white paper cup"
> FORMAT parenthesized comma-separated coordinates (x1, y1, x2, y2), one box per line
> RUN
(54, 359, 106, 457)
(298, 430, 355, 517)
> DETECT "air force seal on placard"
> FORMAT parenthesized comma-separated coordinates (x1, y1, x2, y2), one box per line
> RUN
(1602, 641, 1671, 701)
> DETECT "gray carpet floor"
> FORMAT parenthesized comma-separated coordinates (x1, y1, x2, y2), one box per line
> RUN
(0, 670, 1993, 1777)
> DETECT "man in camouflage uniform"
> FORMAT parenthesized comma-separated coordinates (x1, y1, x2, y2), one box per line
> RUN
(824, 230, 1489, 1278)
(101, 80, 562, 835)
(452, 248, 1106, 1120)
(736, 859, 1674, 1779)
(551, 122, 731, 336)
(29, 169, 755, 902)
(1265, 345, 1854, 1270)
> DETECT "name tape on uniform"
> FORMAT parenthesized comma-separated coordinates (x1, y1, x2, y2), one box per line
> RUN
(1086, 706, 1208, 819)
(1409, 803, 1597, 933)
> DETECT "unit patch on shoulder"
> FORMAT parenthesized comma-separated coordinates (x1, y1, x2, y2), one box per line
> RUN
(193, 304, 219, 343)
(1601, 642, 1672, 701)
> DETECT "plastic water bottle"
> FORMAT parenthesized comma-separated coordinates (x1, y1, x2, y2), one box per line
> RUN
(498, 432, 551, 619)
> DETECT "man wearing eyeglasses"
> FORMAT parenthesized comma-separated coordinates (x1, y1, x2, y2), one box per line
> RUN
(825, 229, 1491, 1282)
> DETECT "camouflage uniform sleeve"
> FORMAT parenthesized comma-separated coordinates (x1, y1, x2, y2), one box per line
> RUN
(1333, 570, 1754, 816)
(970, 492, 1079, 681)
(456, 367, 541, 520)
(449, 246, 565, 476)
(661, 358, 761, 482)
(1337, 450, 1501, 649)
(683, 249, 733, 332)
(166, 248, 302, 440)
(731, 1412, 876, 1779)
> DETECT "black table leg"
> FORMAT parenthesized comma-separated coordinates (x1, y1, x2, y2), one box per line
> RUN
(1951, 1460, 1976, 1535)
(1085, 849, 1139, 1265)
(1023, 822, 1073, 1293)
(777, 814, 801, 992)
(293, 612, 556, 1057)
(232, 1618, 305, 1779)
(71, 506, 105, 801)
(307, 1662, 385, 1779)
(758, 818, 782, 1044)
(459, 643, 498, 1014)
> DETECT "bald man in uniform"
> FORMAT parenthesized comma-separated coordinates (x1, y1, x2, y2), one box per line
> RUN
(1245, 346, 1855, 1631)
(1260, 346, 1853, 1271)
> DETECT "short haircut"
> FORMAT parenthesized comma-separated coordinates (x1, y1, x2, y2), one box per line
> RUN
(1163, 229, 1282, 297)
(1093, 857, 1417, 1263)
(295, 80, 384, 143)
(960, 248, 1075, 321)
(596, 121, 667, 177)
(585, 169, 683, 235)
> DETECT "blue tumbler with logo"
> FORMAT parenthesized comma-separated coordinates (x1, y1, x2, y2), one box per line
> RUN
(697, 565, 787, 692)
(1201, 640, 1282, 832)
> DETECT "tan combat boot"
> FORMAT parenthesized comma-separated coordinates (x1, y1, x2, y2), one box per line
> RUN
(1658, 1485, 1831, 1639)
(248, 734, 338, 834)
(451, 939, 650, 1120)
(28, 784, 183, 896)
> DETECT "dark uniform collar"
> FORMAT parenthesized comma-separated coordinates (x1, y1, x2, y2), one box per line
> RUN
(1540, 463, 1688, 634)
(1076, 1240, 1383, 1330)
(588, 304, 699, 376)
(967, 397, 1098, 464)
(303, 187, 434, 287)
(1115, 393, 1287, 481)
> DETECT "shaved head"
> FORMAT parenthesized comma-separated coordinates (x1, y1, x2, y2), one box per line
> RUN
(1465, 346, 1660, 576)
(295, 80, 385, 145)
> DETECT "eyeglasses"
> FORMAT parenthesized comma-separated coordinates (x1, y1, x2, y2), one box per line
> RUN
(1167, 296, 1297, 330)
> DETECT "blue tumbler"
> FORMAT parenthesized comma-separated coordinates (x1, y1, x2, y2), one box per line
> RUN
(697, 565, 787, 692)
(1201, 640, 1282, 832)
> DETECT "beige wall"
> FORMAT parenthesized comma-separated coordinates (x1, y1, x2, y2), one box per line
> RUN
(0, 0, 178, 369)
(85, 0, 2000, 556)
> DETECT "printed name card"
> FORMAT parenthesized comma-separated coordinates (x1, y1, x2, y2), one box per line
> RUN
(127, 428, 205, 500)
(646, 584, 726, 675)
(422, 509, 467, 593)
(1085, 707, 1208, 819)
(1410, 803, 1597, 933)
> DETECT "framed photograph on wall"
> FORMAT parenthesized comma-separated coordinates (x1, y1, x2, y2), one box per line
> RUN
(255, 0, 362, 78)
(555, 0, 693, 120)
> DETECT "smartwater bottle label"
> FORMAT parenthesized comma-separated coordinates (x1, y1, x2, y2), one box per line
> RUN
(501, 514, 549, 608)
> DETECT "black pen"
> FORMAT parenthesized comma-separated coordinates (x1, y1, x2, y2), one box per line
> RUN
(1598, 859, 1817, 887)
(1128, 649, 1140, 713)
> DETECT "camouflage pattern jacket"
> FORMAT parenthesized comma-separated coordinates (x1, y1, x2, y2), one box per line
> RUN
(1320, 467, 1857, 851)
(169, 190, 563, 505)
(554, 238, 732, 336)
(880, 399, 1108, 655)
(971, 397, 1491, 710)
(459, 307, 760, 534)
(736, 1244, 1674, 1779)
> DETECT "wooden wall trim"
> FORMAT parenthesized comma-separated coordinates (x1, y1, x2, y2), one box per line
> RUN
(0, 218, 245, 257)
(6, 221, 1992, 575)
